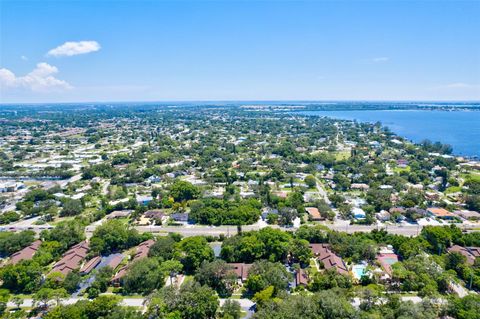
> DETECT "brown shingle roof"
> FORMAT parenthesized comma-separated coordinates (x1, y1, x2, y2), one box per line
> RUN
(448, 245, 476, 265)
(296, 269, 309, 286)
(112, 240, 155, 283)
(9, 240, 41, 265)
(310, 244, 348, 274)
(107, 255, 124, 270)
(227, 263, 252, 281)
(51, 241, 89, 276)
(80, 256, 101, 274)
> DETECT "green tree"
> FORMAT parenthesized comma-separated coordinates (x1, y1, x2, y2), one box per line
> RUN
(89, 219, 144, 255)
(289, 238, 313, 265)
(148, 235, 178, 261)
(448, 294, 480, 319)
(245, 260, 291, 295)
(122, 258, 165, 294)
(152, 281, 219, 319)
(176, 236, 214, 273)
(219, 300, 242, 319)
(0, 231, 35, 255)
(0, 260, 43, 293)
(169, 180, 200, 202)
(304, 175, 317, 188)
(195, 260, 237, 297)
(60, 198, 83, 216)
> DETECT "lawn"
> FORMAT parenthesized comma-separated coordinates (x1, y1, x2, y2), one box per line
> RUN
(309, 258, 319, 275)
(393, 166, 411, 173)
(446, 186, 462, 194)
(334, 151, 351, 161)
(461, 173, 480, 182)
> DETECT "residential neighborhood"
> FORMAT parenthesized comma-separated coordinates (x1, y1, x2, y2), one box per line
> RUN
(0, 103, 479, 319)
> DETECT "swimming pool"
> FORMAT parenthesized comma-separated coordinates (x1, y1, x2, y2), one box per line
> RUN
(382, 257, 398, 265)
(352, 264, 367, 280)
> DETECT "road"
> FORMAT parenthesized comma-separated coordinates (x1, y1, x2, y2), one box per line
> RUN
(314, 176, 331, 205)
(10, 295, 430, 311)
(9, 297, 254, 311)
(83, 221, 479, 237)
(7, 297, 145, 308)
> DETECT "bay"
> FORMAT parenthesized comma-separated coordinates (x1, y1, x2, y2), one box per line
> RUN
(299, 110, 480, 157)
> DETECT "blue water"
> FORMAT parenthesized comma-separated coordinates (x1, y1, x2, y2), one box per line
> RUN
(352, 264, 367, 280)
(299, 110, 480, 157)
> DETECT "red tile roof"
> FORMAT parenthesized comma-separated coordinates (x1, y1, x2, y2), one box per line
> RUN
(305, 207, 323, 220)
(428, 207, 455, 218)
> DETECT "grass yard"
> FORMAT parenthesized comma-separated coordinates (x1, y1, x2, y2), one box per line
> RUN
(393, 166, 411, 173)
(446, 186, 462, 194)
(334, 151, 351, 161)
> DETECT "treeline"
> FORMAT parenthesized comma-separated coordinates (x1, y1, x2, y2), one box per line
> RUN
(189, 198, 262, 225)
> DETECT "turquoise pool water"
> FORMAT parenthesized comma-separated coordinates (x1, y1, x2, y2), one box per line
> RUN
(381, 257, 398, 265)
(352, 264, 367, 279)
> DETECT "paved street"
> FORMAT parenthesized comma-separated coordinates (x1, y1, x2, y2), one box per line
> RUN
(83, 221, 478, 237)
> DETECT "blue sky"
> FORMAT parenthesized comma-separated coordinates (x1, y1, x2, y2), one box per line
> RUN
(1, 0, 479, 103)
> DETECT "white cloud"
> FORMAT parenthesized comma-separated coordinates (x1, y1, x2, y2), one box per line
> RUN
(371, 57, 389, 63)
(47, 40, 100, 57)
(21, 55, 28, 61)
(0, 62, 72, 92)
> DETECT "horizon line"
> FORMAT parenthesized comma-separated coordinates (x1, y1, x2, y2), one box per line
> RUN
(1, 99, 480, 106)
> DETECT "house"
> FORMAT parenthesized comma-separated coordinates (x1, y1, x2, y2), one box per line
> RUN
(309, 244, 348, 275)
(142, 210, 169, 225)
(273, 191, 288, 199)
(295, 268, 309, 286)
(376, 252, 399, 277)
(0, 182, 25, 193)
(427, 207, 456, 220)
(171, 213, 189, 222)
(379, 185, 393, 190)
(376, 210, 391, 222)
(454, 210, 480, 221)
(80, 256, 101, 275)
(106, 254, 124, 270)
(448, 245, 479, 265)
(425, 191, 440, 201)
(144, 209, 166, 219)
(389, 207, 405, 215)
(106, 210, 132, 219)
(147, 175, 161, 183)
(227, 263, 253, 282)
(136, 195, 153, 205)
(305, 207, 324, 221)
(9, 240, 42, 265)
(351, 183, 370, 191)
(352, 207, 366, 219)
(261, 208, 278, 221)
(396, 159, 409, 168)
(112, 240, 154, 285)
(51, 241, 89, 276)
